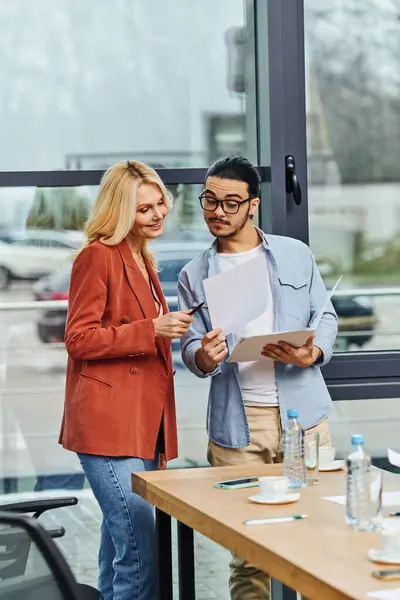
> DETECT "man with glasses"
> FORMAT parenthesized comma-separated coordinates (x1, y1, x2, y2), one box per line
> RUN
(178, 156, 338, 600)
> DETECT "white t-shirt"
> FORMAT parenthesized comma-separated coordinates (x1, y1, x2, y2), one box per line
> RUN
(216, 244, 278, 407)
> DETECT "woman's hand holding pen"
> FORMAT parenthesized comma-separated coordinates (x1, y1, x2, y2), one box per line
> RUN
(153, 311, 193, 339)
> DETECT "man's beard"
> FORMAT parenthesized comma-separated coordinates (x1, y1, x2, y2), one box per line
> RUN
(206, 206, 251, 239)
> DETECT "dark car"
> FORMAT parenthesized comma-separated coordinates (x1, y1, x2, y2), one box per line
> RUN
(333, 294, 376, 351)
(32, 262, 71, 343)
(32, 242, 209, 349)
(33, 244, 376, 352)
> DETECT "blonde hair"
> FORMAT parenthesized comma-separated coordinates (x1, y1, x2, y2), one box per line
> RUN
(84, 160, 172, 264)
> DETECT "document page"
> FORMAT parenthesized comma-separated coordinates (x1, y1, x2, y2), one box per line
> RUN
(203, 253, 269, 335)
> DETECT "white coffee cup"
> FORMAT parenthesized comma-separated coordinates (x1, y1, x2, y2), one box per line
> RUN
(380, 523, 400, 559)
(319, 446, 336, 468)
(258, 476, 289, 499)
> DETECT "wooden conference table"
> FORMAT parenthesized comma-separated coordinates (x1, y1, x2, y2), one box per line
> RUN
(132, 463, 400, 600)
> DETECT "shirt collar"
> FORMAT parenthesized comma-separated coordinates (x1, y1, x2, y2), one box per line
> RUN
(209, 226, 269, 257)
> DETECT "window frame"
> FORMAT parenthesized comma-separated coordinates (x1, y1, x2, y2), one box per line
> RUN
(1, 0, 399, 404)
(257, 0, 400, 401)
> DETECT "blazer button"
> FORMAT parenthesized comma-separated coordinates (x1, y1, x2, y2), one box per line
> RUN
(121, 316, 131, 324)
(130, 367, 139, 375)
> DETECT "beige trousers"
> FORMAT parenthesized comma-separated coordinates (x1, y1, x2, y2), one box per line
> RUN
(207, 406, 331, 600)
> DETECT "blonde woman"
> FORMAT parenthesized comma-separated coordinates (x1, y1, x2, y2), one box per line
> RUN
(59, 160, 193, 600)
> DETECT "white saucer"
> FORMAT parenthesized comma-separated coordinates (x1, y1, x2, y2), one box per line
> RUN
(319, 460, 345, 472)
(248, 493, 300, 505)
(368, 549, 400, 565)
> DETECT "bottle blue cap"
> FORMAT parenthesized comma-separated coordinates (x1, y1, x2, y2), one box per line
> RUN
(287, 409, 298, 418)
(351, 434, 364, 445)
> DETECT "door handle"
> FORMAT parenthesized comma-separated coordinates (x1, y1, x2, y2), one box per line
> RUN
(285, 155, 302, 206)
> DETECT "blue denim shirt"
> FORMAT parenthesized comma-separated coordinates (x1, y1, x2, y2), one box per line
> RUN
(178, 230, 338, 448)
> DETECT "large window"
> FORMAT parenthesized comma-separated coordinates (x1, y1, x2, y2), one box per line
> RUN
(0, 184, 214, 588)
(0, 2, 261, 591)
(305, 1, 400, 353)
(0, 181, 216, 483)
(330, 397, 400, 463)
(0, 0, 257, 171)
(303, 1, 400, 493)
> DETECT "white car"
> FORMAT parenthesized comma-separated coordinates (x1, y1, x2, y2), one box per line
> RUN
(0, 229, 84, 291)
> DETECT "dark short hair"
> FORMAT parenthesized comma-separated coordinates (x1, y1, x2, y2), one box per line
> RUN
(205, 156, 260, 198)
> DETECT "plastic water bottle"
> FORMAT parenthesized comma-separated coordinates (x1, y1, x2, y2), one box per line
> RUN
(346, 434, 375, 530)
(283, 409, 306, 489)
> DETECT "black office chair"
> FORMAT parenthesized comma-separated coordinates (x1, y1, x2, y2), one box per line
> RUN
(0, 511, 92, 599)
(0, 497, 77, 579)
(0, 499, 102, 599)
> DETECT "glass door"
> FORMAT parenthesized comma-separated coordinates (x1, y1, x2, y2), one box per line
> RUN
(249, 0, 400, 470)
(302, 1, 400, 466)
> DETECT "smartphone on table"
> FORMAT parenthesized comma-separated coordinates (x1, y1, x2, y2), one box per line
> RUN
(213, 477, 259, 490)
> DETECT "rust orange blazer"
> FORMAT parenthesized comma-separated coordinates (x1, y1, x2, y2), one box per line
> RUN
(59, 239, 178, 461)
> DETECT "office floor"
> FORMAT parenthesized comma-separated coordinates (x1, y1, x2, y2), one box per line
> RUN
(40, 490, 231, 600)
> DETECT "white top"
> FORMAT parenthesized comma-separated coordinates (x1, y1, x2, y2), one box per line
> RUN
(216, 244, 278, 407)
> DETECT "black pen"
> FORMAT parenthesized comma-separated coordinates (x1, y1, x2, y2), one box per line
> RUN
(188, 302, 204, 316)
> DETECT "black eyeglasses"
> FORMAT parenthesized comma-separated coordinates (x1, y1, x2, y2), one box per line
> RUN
(198, 194, 252, 215)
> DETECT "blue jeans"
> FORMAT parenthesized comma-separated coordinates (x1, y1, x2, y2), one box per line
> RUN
(78, 452, 159, 600)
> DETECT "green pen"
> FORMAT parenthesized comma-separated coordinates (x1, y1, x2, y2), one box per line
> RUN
(244, 514, 308, 525)
(390, 512, 400, 517)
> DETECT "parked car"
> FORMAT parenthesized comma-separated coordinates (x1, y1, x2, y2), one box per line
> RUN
(32, 261, 72, 344)
(334, 293, 376, 351)
(33, 241, 210, 346)
(0, 229, 84, 291)
(33, 241, 376, 352)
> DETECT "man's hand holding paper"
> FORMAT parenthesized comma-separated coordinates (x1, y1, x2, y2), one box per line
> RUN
(262, 332, 323, 368)
(202, 251, 341, 365)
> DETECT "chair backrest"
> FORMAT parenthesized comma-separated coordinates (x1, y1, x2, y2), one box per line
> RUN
(0, 512, 82, 600)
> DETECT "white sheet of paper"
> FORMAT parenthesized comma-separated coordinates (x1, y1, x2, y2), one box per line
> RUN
(227, 275, 342, 363)
(203, 253, 269, 335)
(388, 449, 400, 468)
(368, 590, 400, 600)
(309, 275, 343, 328)
(323, 492, 400, 507)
